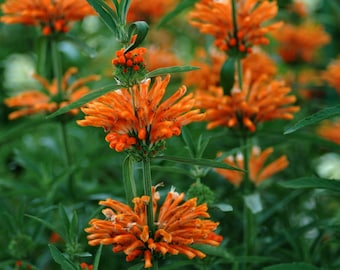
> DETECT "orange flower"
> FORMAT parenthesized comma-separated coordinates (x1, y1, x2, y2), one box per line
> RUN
(80, 262, 93, 270)
(195, 70, 300, 132)
(77, 74, 205, 155)
(0, 0, 95, 35)
(189, 0, 282, 55)
(4, 67, 100, 120)
(126, 0, 175, 23)
(317, 119, 340, 145)
(323, 58, 340, 94)
(184, 48, 276, 90)
(273, 23, 330, 63)
(85, 188, 222, 268)
(216, 146, 289, 186)
(145, 45, 181, 72)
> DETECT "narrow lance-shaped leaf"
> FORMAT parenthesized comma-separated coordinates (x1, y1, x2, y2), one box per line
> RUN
(93, 245, 103, 270)
(86, 0, 118, 33)
(284, 104, 340, 134)
(123, 155, 137, 207)
(124, 21, 149, 53)
(47, 83, 121, 119)
(48, 244, 78, 270)
(280, 177, 340, 192)
(220, 57, 235, 95)
(263, 262, 321, 270)
(146, 66, 200, 78)
(118, 0, 131, 24)
(154, 155, 244, 171)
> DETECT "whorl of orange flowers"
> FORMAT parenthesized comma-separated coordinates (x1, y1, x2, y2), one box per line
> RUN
(4, 67, 100, 120)
(273, 23, 330, 63)
(0, 0, 95, 35)
(85, 188, 222, 268)
(323, 58, 340, 94)
(317, 119, 340, 145)
(189, 0, 282, 55)
(216, 146, 289, 186)
(77, 74, 205, 154)
(195, 70, 300, 132)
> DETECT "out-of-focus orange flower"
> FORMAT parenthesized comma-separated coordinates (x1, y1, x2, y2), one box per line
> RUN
(77, 74, 205, 154)
(189, 0, 282, 55)
(318, 119, 340, 145)
(216, 146, 289, 186)
(126, 0, 175, 23)
(195, 70, 300, 132)
(289, 0, 308, 17)
(85, 188, 222, 268)
(49, 232, 62, 244)
(273, 23, 330, 63)
(183, 48, 226, 90)
(0, 0, 95, 35)
(4, 67, 100, 120)
(145, 45, 181, 71)
(323, 58, 340, 94)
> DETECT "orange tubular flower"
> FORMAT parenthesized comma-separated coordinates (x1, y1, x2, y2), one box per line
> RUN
(216, 146, 289, 186)
(4, 67, 100, 120)
(273, 23, 330, 63)
(317, 119, 340, 145)
(189, 0, 282, 55)
(323, 58, 340, 94)
(85, 188, 222, 268)
(0, 0, 95, 35)
(195, 70, 300, 132)
(77, 74, 205, 155)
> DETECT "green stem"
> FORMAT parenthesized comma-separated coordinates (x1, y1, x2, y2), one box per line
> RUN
(122, 155, 137, 207)
(60, 121, 75, 197)
(51, 38, 63, 103)
(141, 158, 155, 233)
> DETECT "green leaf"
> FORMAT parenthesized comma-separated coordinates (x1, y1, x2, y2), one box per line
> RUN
(154, 155, 243, 171)
(181, 126, 196, 157)
(213, 203, 233, 212)
(47, 83, 121, 118)
(263, 262, 321, 270)
(145, 65, 200, 78)
(280, 177, 340, 192)
(284, 104, 340, 134)
(48, 244, 77, 270)
(86, 0, 118, 33)
(193, 245, 234, 262)
(127, 263, 144, 270)
(125, 21, 149, 52)
(220, 57, 235, 95)
(69, 210, 79, 242)
(93, 245, 103, 270)
(159, 261, 194, 270)
(123, 155, 137, 207)
(158, 0, 199, 27)
(118, 0, 132, 24)
(151, 165, 192, 177)
(26, 214, 63, 238)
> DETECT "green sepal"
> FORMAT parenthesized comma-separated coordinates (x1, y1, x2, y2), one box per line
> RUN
(220, 57, 236, 95)
(284, 104, 340, 134)
(145, 65, 199, 78)
(47, 83, 121, 118)
(86, 0, 118, 33)
(124, 21, 149, 53)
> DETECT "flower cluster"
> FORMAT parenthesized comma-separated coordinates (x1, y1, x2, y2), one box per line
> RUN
(317, 119, 340, 145)
(112, 47, 148, 87)
(216, 146, 289, 186)
(273, 23, 330, 63)
(0, 0, 95, 35)
(189, 0, 282, 56)
(195, 70, 300, 132)
(85, 188, 222, 269)
(4, 67, 99, 120)
(77, 75, 205, 157)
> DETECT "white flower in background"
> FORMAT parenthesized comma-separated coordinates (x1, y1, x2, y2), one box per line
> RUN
(315, 153, 340, 180)
(4, 54, 39, 93)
